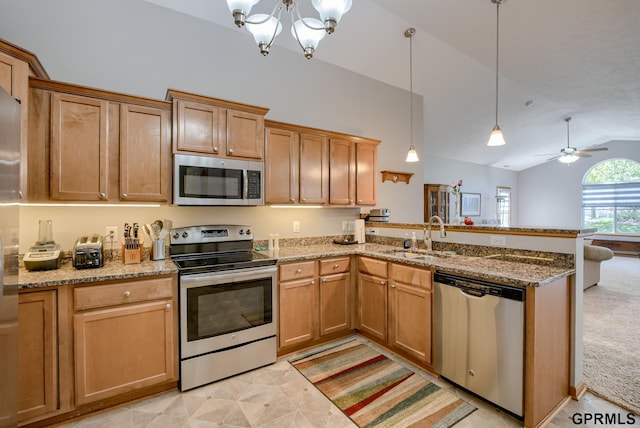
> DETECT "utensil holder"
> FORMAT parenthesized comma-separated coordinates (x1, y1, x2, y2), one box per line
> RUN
(151, 239, 166, 261)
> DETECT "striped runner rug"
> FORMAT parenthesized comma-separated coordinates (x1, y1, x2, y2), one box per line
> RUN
(290, 340, 476, 428)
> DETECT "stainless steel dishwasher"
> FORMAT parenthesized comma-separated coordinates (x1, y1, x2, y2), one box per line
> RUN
(434, 272, 525, 418)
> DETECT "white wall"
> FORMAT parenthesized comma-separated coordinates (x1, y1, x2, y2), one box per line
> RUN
(518, 140, 640, 228)
(0, 0, 427, 251)
(424, 156, 518, 224)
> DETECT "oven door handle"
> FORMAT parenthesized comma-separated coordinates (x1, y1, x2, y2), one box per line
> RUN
(180, 265, 276, 289)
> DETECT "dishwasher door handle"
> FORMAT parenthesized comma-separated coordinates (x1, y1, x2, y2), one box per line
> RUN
(459, 287, 486, 298)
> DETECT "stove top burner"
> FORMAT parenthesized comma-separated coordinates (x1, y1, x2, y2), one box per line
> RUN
(172, 251, 276, 275)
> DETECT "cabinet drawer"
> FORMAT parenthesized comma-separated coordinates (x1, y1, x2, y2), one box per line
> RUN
(358, 257, 387, 278)
(74, 277, 173, 310)
(319, 257, 350, 275)
(390, 263, 433, 290)
(279, 261, 316, 281)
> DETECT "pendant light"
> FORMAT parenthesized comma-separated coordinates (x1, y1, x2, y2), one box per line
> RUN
(487, 0, 506, 146)
(405, 27, 419, 163)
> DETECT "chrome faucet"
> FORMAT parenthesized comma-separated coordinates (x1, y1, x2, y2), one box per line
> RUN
(424, 215, 447, 252)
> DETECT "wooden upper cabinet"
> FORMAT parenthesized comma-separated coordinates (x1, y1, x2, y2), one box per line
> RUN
(355, 142, 378, 206)
(329, 138, 354, 205)
(174, 99, 222, 154)
(0, 39, 48, 201)
(50, 92, 109, 201)
(167, 89, 269, 160)
(265, 126, 298, 204)
(300, 133, 329, 204)
(119, 104, 170, 202)
(226, 109, 264, 159)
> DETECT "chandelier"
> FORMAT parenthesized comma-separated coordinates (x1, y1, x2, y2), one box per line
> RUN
(226, 0, 352, 59)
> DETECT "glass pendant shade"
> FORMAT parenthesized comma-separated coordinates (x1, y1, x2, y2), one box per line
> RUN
(226, 0, 259, 14)
(312, 0, 352, 24)
(405, 146, 419, 162)
(487, 124, 506, 146)
(246, 14, 282, 46)
(291, 18, 326, 49)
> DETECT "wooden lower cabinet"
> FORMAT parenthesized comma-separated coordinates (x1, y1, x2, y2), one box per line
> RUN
(278, 257, 353, 353)
(73, 277, 177, 405)
(357, 257, 389, 342)
(388, 263, 432, 365)
(18, 290, 58, 422)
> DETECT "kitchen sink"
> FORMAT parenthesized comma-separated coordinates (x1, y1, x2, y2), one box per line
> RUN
(379, 249, 453, 260)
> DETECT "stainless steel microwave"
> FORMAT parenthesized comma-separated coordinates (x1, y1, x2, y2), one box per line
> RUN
(173, 154, 264, 206)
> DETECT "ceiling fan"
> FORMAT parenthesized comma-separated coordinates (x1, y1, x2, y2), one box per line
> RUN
(540, 117, 608, 164)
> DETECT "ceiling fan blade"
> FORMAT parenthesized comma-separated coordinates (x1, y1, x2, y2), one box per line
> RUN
(575, 152, 592, 158)
(579, 147, 608, 153)
(547, 155, 561, 162)
(536, 153, 558, 157)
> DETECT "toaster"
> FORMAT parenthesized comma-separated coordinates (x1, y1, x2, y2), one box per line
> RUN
(73, 234, 105, 269)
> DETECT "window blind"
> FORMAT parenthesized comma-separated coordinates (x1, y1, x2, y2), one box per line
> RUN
(582, 181, 640, 208)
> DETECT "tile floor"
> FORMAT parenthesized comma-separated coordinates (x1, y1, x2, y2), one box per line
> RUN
(55, 337, 636, 428)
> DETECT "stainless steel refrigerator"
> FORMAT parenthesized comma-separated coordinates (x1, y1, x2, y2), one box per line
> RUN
(0, 86, 21, 427)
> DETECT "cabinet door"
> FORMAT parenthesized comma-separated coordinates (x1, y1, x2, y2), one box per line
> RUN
(355, 142, 377, 205)
(357, 273, 387, 341)
(175, 99, 222, 154)
(74, 300, 175, 405)
(329, 138, 354, 205)
(50, 92, 109, 200)
(18, 291, 58, 421)
(0, 51, 29, 200)
(226, 109, 264, 159)
(279, 277, 318, 349)
(119, 104, 170, 202)
(319, 272, 351, 336)
(299, 133, 329, 204)
(265, 127, 298, 204)
(388, 281, 432, 364)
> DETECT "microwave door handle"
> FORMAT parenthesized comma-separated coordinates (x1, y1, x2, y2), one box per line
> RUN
(243, 170, 248, 200)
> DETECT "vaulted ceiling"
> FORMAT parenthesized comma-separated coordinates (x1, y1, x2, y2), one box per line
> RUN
(145, 0, 640, 171)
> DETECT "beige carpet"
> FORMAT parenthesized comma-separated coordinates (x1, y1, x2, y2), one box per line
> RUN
(583, 255, 640, 415)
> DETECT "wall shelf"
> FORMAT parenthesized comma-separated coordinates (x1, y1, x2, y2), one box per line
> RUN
(380, 170, 414, 184)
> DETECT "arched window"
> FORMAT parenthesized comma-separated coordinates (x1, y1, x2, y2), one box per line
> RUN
(582, 159, 640, 234)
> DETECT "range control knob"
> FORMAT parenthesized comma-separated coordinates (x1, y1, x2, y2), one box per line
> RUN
(173, 232, 180, 240)
(239, 229, 244, 235)
(245, 229, 251, 236)
(182, 231, 189, 238)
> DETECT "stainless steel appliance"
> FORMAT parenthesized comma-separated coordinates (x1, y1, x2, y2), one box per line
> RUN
(173, 154, 264, 206)
(434, 272, 525, 418)
(0, 87, 20, 427)
(72, 234, 105, 269)
(171, 225, 277, 391)
(367, 208, 390, 222)
(23, 219, 63, 271)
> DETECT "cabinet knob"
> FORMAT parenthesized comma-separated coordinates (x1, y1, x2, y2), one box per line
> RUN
(349, 199, 353, 204)
(18, 190, 23, 199)
(124, 291, 131, 297)
(391, 283, 396, 288)
(213, 146, 219, 152)
(301, 198, 306, 202)
(165, 303, 171, 309)
(380, 280, 386, 285)
(121, 193, 128, 199)
(333, 264, 340, 269)
(99, 192, 106, 199)
(358, 199, 363, 204)
(310, 280, 315, 285)
(290, 198, 295, 202)
(229, 148, 234, 154)
(322, 278, 327, 283)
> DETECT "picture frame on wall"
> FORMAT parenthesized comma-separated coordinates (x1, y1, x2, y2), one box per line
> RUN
(461, 192, 481, 216)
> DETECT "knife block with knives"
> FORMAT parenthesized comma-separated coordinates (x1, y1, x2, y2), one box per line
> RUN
(122, 222, 144, 264)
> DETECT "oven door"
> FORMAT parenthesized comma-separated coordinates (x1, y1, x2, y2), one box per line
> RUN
(179, 265, 276, 359)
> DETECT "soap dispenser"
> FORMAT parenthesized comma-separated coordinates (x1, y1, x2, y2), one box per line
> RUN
(410, 232, 417, 251)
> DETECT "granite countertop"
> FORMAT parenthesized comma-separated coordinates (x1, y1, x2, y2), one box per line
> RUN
(262, 243, 575, 288)
(19, 243, 574, 289)
(19, 258, 178, 289)
(367, 222, 597, 237)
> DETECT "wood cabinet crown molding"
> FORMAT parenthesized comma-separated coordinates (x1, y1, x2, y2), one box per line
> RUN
(265, 119, 380, 146)
(29, 77, 171, 110)
(166, 88, 269, 116)
(0, 37, 49, 79)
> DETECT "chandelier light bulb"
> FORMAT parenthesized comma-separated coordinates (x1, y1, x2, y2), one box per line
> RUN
(311, 0, 352, 33)
(291, 18, 326, 59)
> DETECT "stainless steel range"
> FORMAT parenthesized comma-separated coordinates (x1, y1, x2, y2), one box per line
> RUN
(170, 225, 277, 391)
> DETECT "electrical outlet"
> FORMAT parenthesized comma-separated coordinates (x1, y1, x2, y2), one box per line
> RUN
(105, 226, 118, 240)
(293, 221, 300, 233)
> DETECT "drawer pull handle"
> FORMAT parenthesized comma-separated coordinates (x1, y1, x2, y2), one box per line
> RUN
(124, 291, 131, 297)
(296, 268, 302, 273)
(334, 264, 340, 269)
(166, 303, 171, 309)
